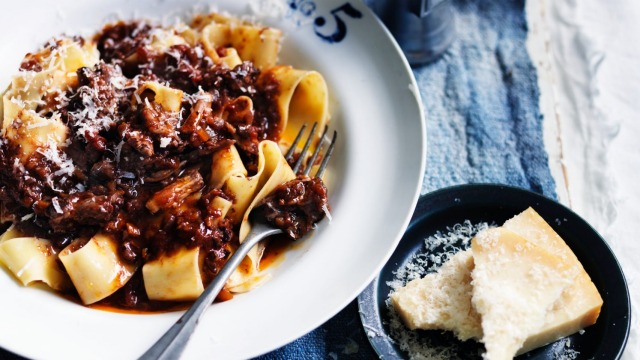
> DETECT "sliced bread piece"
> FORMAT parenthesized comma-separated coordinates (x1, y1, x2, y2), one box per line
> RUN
(471, 227, 580, 360)
(390, 250, 482, 341)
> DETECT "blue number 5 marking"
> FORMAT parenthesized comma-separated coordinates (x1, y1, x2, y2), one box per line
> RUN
(313, 3, 363, 43)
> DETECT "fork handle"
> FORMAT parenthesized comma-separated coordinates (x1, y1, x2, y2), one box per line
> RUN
(138, 225, 283, 360)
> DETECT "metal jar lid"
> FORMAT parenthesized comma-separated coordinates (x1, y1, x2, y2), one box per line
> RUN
(367, 0, 455, 65)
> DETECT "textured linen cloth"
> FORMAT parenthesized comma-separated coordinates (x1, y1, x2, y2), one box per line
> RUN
(0, 0, 554, 359)
(544, 1, 639, 357)
(259, 0, 556, 358)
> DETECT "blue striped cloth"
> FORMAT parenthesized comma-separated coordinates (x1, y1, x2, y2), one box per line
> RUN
(260, 0, 556, 358)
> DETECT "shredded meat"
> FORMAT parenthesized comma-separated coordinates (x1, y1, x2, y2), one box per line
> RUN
(146, 169, 204, 213)
(96, 21, 153, 73)
(260, 176, 329, 240)
(142, 101, 180, 138)
(49, 192, 123, 233)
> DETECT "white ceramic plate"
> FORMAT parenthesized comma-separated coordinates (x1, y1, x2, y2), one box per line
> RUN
(0, 0, 425, 358)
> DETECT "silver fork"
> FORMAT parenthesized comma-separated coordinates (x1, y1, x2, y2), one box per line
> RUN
(139, 124, 337, 360)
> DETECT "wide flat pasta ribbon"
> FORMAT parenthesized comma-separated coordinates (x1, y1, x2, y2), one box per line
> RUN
(59, 233, 137, 305)
(222, 140, 296, 293)
(198, 15, 282, 69)
(0, 225, 23, 243)
(143, 247, 204, 301)
(0, 225, 71, 291)
(132, 81, 184, 112)
(2, 38, 99, 130)
(141, 196, 232, 301)
(259, 66, 329, 150)
(4, 110, 67, 160)
(211, 145, 262, 228)
(147, 27, 189, 52)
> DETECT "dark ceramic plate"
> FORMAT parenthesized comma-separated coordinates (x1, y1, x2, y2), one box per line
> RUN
(358, 184, 630, 359)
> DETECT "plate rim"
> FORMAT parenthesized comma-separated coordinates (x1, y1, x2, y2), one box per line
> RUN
(358, 183, 631, 359)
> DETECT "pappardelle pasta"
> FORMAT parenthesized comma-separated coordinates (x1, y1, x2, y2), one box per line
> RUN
(0, 12, 331, 311)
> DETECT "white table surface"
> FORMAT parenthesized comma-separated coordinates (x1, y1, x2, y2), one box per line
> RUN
(528, 0, 639, 358)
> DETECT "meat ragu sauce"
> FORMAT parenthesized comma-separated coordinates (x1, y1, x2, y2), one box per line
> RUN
(260, 177, 329, 240)
(0, 20, 329, 312)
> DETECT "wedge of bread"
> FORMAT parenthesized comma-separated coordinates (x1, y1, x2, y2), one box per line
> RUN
(471, 227, 580, 360)
(389, 208, 603, 359)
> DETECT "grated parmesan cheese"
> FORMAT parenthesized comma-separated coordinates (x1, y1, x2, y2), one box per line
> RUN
(37, 144, 76, 178)
(82, 90, 114, 126)
(159, 137, 171, 148)
(551, 338, 580, 360)
(184, 87, 213, 105)
(21, 213, 34, 221)
(51, 198, 63, 214)
(12, 157, 26, 175)
(133, 91, 142, 106)
(114, 140, 125, 163)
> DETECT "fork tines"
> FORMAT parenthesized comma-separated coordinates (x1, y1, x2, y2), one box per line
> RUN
(285, 123, 337, 177)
